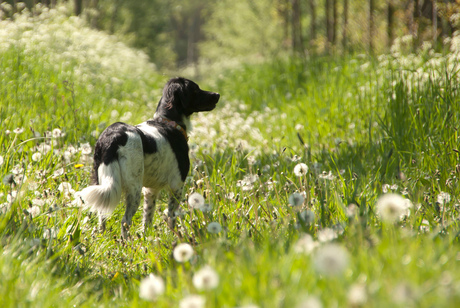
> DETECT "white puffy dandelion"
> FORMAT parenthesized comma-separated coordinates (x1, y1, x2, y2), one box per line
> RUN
(437, 191, 451, 205)
(299, 210, 315, 224)
(13, 127, 24, 134)
(192, 265, 219, 291)
(207, 222, 222, 234)
(294, 233, 318, 255)
(348, 283, 367, 306)
(317, 228, 338, 243)
(200, 203, 213, 212)
(28, 205, 41, 218)
(313, 243, 350, 277)
(31, 152, 42, 162)
(80, 142, 92, 155)
(376, 193, 411, 223)
(289, 192, 305, 207)
(58, 182, 75, 197)
(139, 273, 165, 302)
(294, 163, 309, 177)
(296, 295, 323, 308)
(188, 192, 205, 209)
(179, 294, 205, 308)
(173, 243, 194, 263)
(52, 128, 65, 138)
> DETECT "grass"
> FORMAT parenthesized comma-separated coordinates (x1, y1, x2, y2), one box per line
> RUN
(1, 5, 460, 308)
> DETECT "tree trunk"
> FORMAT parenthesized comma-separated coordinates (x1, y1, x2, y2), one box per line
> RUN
(342, 0, 348, 52)
(74, 0, 83, 16)
(433, 0, 438, 45)
(292, 0, 303, 54)
(387, 1, 394, 49)
(332, 0, 337, 45)
(369, 0, 374, 54)
(310, 0, 316, 45)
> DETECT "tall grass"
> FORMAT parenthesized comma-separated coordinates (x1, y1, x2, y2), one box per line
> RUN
(1, 4, 460, 307)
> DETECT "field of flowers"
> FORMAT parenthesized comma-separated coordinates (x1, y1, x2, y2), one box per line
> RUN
(1, 4, 460, 308)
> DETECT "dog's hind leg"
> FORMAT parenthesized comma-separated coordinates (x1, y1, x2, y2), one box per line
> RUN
(167, 187, 183, 230)
(142, 187, 158, 232)
(121, 186, 142, 239)
(99, 215, 107, 233)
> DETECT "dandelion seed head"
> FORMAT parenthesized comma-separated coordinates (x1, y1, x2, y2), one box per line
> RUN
(288, 192, 305, 207)
(13, 127, 24, 134)
(299, 210, 315, 224)
(437, 191, 451, 205)
(52, 128, 64, 138)
(313, 243, 350, 277)
(188, 192, 205, 209)
(296, 295, 323, 308)
(317, 228, 338, 243)
(207, 222, 222, 234)
(80, 142, 92, 155)
(376, 193, 411, 223)
(294, 234, 318, 255)
(139, 273, 165, 302)
(294, 163, 309, 177)
(31, 152, 42, 162)
(173, 243, 194, 263)
(192, 265, 219, 291)
(28, 205, 41, 218)
(179, 294, 205, 308)
(348, 283, 367, 306)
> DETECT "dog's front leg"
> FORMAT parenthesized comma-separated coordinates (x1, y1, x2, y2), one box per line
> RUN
(167, 188, 183, 230)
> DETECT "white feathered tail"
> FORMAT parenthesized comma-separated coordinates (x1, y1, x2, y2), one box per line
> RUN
(78, 162, 122, 215)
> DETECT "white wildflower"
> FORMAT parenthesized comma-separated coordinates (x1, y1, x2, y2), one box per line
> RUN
(179, 295, 205, 308)
(43, 228, 57, 239)
(313, 243, 350, 277)
(376, 193, 412, 223)
(294, 163, 309, 177)
(139, 273, 165, 302)
(188, 192, 205, 209)
(58, 182, 75, 197)
(192, 265, 219, 291)
(173, 243, 194, 263)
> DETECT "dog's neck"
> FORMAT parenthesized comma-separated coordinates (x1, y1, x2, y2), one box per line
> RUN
(153, 111, 191, 141)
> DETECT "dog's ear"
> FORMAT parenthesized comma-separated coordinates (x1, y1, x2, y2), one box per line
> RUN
(163, 78, 190, 111)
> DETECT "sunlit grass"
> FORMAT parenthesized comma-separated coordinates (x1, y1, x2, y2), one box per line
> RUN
(1, 5, 460, 308)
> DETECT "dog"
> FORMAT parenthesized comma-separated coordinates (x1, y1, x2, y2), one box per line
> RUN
(79, 77, 220, 239)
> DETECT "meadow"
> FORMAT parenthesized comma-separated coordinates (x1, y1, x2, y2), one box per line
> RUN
(1, 5, 460, 308)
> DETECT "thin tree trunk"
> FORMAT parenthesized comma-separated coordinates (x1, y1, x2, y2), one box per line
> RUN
(310, 0, 316, 44)
(433, 0, 438, 45)
(332, 0, 337, 45)
(326, 0, 331, 52)
(292, 0, 303, 54)
(387, 1, 394, 49)
(342, 0, 348, 53)
(74, 0, 83, 16)
(369, 0, 374, 54)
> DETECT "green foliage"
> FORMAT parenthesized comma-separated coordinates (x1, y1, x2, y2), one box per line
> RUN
(1, 6, 460, 308)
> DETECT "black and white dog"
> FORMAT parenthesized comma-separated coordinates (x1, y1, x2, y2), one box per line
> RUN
(79, 77, 220, 239)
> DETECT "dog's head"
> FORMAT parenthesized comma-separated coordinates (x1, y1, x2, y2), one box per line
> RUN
(161, 77, 220, 116)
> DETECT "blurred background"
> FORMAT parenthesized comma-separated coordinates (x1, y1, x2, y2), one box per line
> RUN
(2, 0, 459, 72)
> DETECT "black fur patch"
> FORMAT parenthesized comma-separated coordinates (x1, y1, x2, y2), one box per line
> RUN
(146, 119, 190, 182)
(91, 122, 157, 184)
